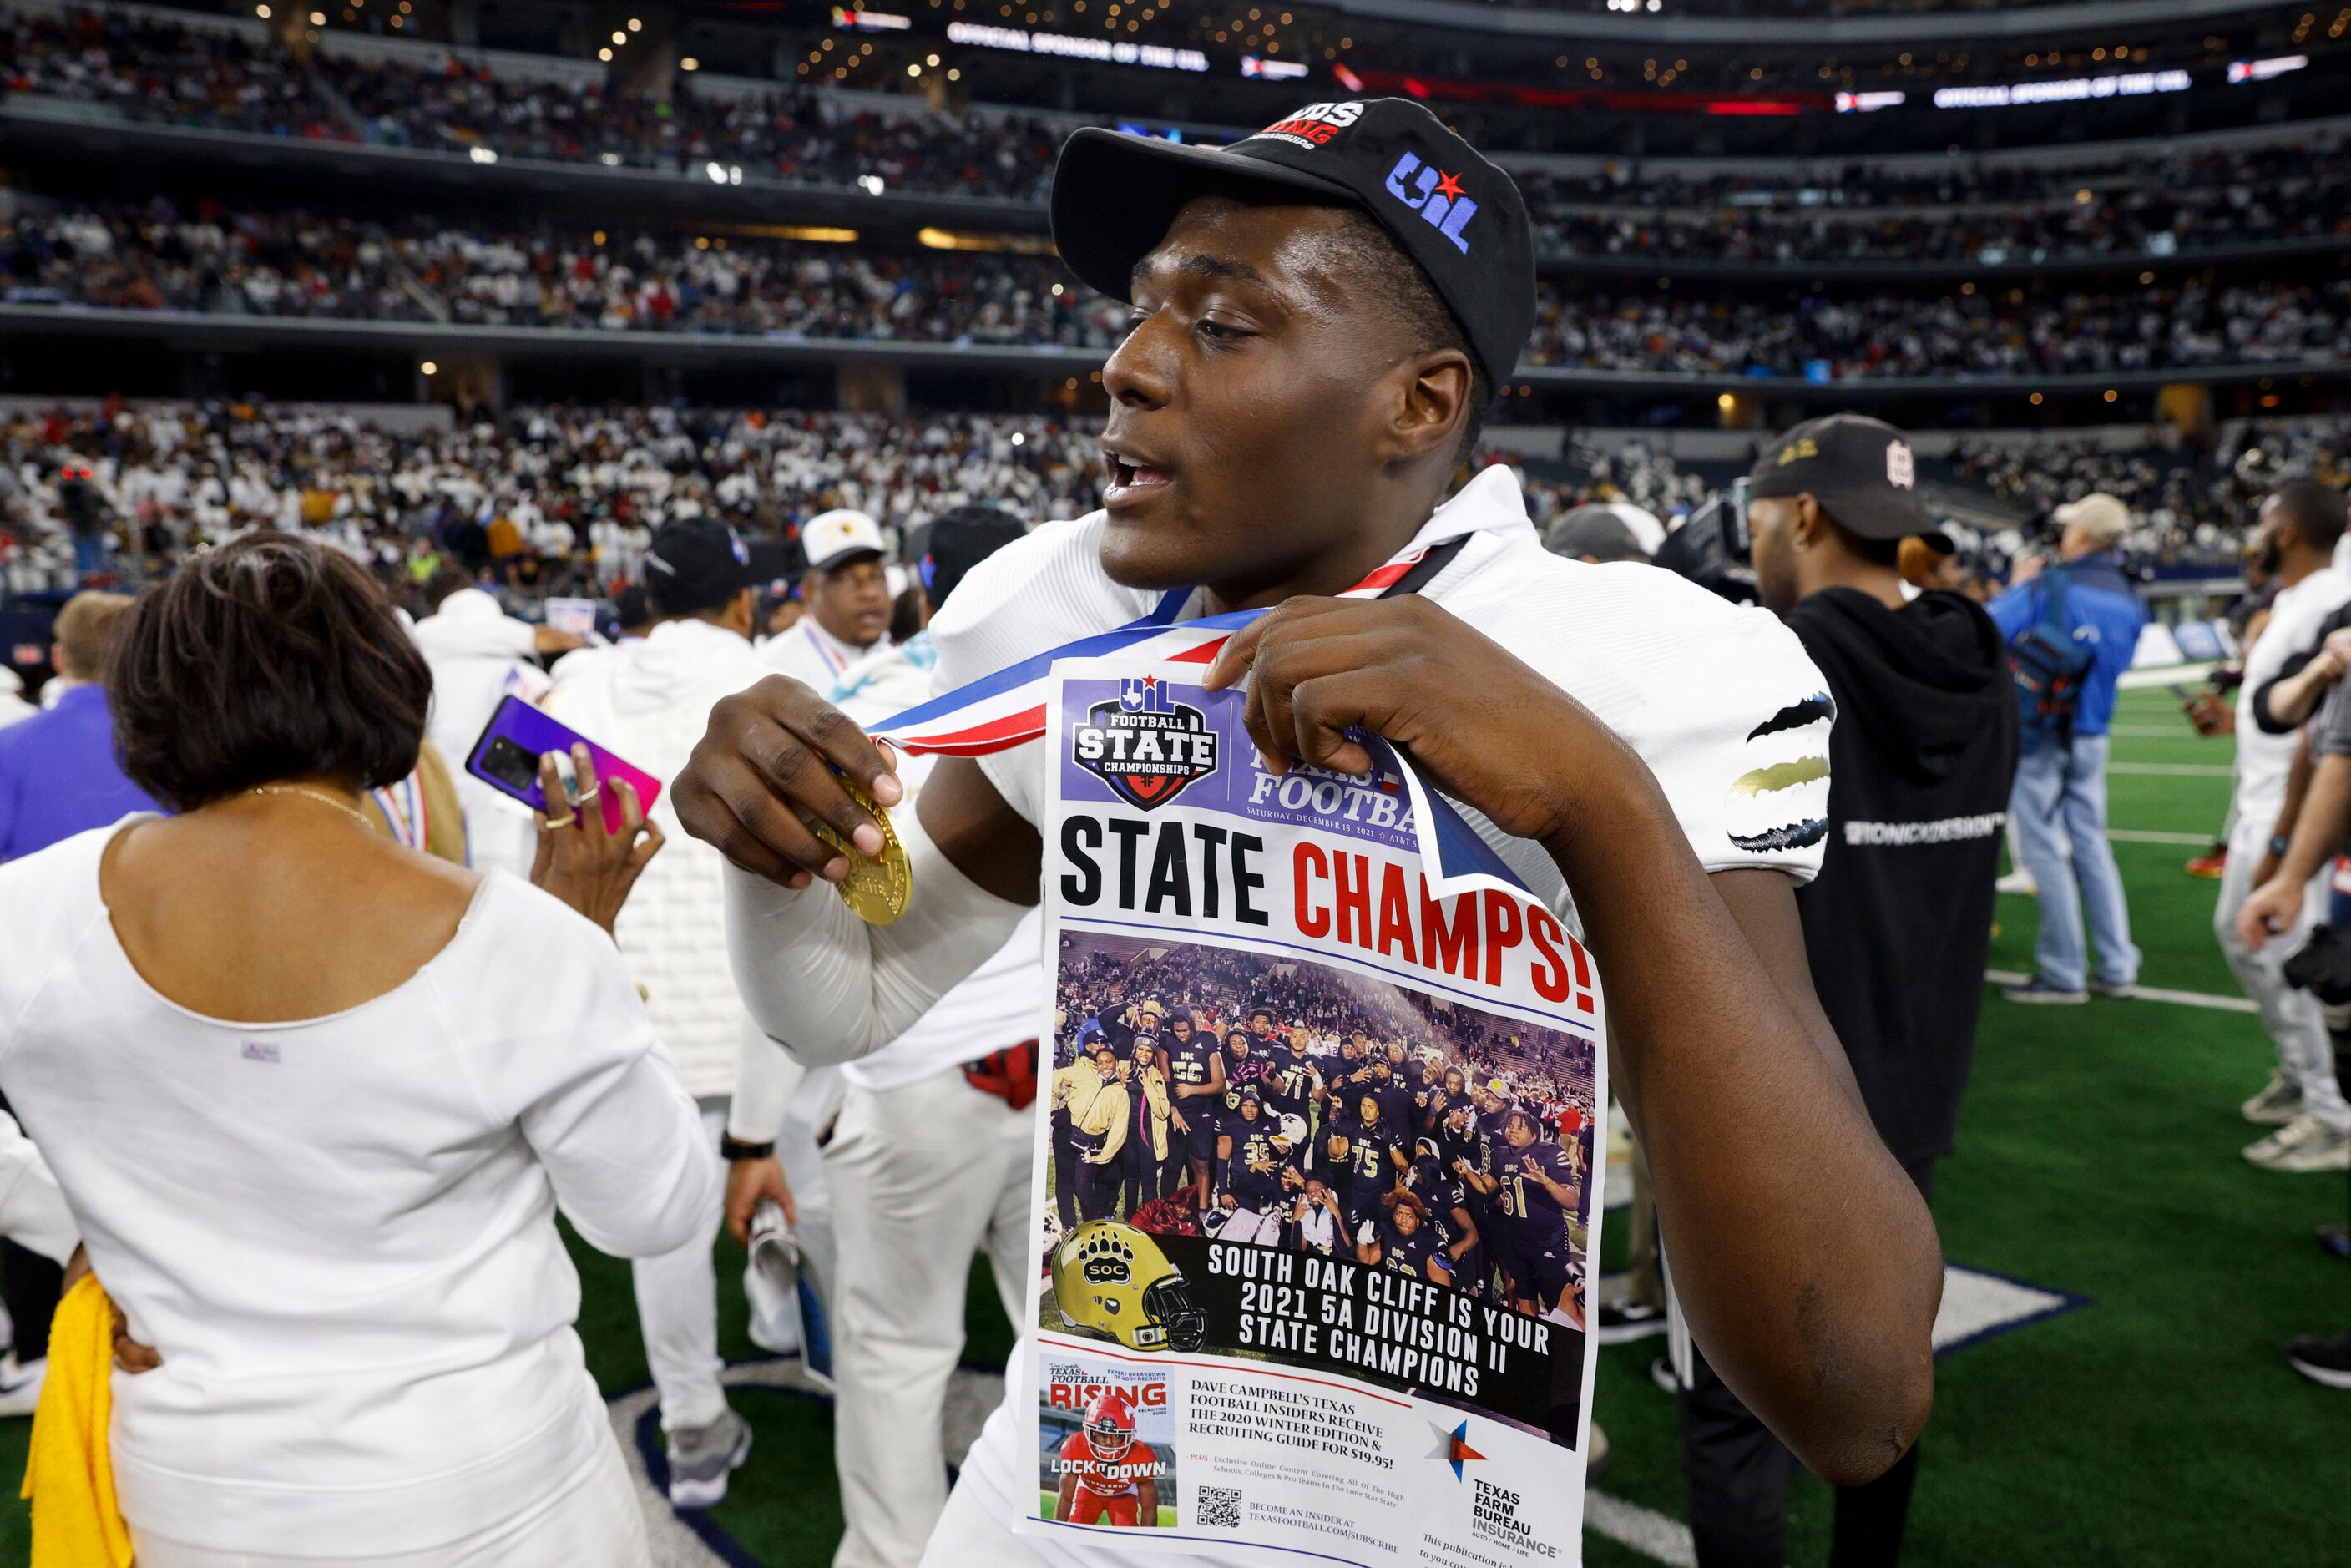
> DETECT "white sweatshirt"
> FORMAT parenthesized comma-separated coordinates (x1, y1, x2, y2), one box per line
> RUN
(0, 827, 720, 1556)
(543, 616, 771, 1096)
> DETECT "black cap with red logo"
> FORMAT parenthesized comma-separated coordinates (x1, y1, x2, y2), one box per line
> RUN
(1050, 99, 1535, 389)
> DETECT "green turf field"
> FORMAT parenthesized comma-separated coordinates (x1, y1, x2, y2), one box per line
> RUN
(1, 685, 2339, 1565)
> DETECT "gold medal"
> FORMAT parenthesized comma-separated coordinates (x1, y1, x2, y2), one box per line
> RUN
(811, 776, 911, 926)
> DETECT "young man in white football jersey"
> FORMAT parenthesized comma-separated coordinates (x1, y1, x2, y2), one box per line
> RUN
(675, 98, 1941, 1567)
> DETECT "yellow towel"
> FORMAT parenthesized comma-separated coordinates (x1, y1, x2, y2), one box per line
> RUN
(21, 1274, 134, 1568)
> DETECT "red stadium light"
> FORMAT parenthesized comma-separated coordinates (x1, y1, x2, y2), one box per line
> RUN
(1707, 99, 1803, 115)
(1332, 62, 1363, 91)
(1401, 77, 1430, 99)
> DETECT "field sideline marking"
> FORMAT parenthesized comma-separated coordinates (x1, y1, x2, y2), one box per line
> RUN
(2106, 828, 2214, 845)
(1587, 1491, 1697, 1566)
(2108, 762, 2235, 777)
(1986, 968, 2259, 1013)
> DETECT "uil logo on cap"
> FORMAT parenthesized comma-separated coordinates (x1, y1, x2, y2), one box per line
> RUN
(1383, 152, 1479, 254)
(1886, 441, 1915, 490)
(1251, 101, 1364, 147)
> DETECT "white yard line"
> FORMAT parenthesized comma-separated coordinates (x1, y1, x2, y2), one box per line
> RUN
(2106, 725, 2207, 738)
(2118, 663, 2215, 690)
(2107, 762, 2235, 777)
(1587, 1491, 1699, 1567)
(2106, 828, 2217, 845)
(1986, 968, 2259, 1014)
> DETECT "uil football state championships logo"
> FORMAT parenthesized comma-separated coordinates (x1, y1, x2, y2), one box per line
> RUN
(1073, 676, 1221, 812)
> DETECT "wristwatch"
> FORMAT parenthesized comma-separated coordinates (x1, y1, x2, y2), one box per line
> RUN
(720, 1134, 776, 1162)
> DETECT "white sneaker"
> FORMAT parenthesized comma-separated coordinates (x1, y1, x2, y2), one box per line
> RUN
(0, 1356, 47, 1419)
(2242, 1071, 2304, 1126)
(1995, 868, 2039, 896)
(2243, 1113, 2351, 1173)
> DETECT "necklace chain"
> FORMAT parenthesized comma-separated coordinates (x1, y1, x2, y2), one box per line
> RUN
(244, 783, 373, 829)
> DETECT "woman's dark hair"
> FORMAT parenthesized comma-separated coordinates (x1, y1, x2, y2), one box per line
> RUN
(112, 532, 432, 812)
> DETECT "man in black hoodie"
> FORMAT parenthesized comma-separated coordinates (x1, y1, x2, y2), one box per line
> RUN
(1670, 414, 2019, 1568)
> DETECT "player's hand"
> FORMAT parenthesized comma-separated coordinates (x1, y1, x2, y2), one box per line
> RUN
(724, 1153, 796, 1245)
(1171, 1110, 1189, 1134)
(2235, 874, 2307, 953)
(530, 746, 662, 934)
(674, 675, 902, 888)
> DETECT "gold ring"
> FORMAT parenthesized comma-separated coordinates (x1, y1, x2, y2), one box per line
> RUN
(545, 812, 578, 830)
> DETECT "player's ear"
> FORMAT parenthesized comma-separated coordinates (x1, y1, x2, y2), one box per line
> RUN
(1378, 349, 1474, 467)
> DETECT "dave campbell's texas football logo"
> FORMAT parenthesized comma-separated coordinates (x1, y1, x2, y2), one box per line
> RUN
(1074, 676, 1220, 812)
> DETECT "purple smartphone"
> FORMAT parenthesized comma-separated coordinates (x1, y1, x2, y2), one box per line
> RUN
(464, 695, 663, 834)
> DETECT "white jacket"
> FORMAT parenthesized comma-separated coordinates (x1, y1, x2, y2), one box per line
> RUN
(544, 617, 771, 1096)
(411, 589, 549, 878)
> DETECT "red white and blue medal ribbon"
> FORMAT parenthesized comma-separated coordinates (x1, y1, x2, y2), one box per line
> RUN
(867, 539, 1530, 898)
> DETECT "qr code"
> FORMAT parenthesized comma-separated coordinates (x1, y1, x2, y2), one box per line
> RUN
(1196, 1486, 1243, 1529)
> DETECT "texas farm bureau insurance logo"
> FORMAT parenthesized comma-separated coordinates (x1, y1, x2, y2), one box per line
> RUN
(1074, 675, 1220, 812)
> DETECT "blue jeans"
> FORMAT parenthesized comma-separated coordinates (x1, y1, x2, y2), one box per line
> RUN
(2010, 734, 2141, 992)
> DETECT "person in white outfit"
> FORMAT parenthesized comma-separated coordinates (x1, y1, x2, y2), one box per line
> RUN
(543, 517, 799, 1506)
(411, 573, 582, 877)
(759, 509, 896, 685)
(0, 533, 715, 1567)
(726, 505, 1039, 1568)
(2209, 483, 2351, 1172)
(678, 103, 1938, 1568)
(0, 668, 32, 729)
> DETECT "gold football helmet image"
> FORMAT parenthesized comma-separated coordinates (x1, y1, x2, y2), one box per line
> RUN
(1051, 1221, 1207, 1353)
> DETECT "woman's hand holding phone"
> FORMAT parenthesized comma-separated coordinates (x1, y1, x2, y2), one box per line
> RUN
(530, 744, 664, 936)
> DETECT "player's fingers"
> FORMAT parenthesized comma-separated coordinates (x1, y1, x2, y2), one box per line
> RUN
(1285, 673, 1386, 777)
(1202, 596, 1365, 692)
(741, 676, 902, 809)
(741, 711, 887, 862)
(687, 767, 827, 887)
(1251, 631, 1394, 776)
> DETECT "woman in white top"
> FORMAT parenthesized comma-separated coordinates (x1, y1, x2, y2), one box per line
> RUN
(0, 533, 719, 1567)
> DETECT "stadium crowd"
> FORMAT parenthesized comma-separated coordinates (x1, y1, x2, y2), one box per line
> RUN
(0, 7, 1062, 197)
(0, 401, 1100, 596)
(6, 7, 2344, 265)
(10, 199, 2351, 378)
(0, 202, 1121, 345)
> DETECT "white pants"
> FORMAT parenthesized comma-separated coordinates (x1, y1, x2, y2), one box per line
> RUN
(639, 1090, 839, 1434)
(827, 1068, 1033, 1568)
(132, 1423, 650, 1568)
(2213, 815, 2351, 1131)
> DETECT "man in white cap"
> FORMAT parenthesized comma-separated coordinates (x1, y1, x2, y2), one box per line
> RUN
(761, 508, 896, 690)
(1985, 492, 2147, 1004)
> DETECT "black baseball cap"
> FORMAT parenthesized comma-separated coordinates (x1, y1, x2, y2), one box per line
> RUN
(919, 504, 1029, 609)
(641, 517, 756, 615)
(1051, 99, 1535, 388)
(1747, 414, 1933, 544)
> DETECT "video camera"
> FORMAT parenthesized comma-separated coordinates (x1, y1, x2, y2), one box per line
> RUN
(1655, 475, 1755, 604)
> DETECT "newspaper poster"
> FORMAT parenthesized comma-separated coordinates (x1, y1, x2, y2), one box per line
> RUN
(1021, 654, 1607, 1566)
